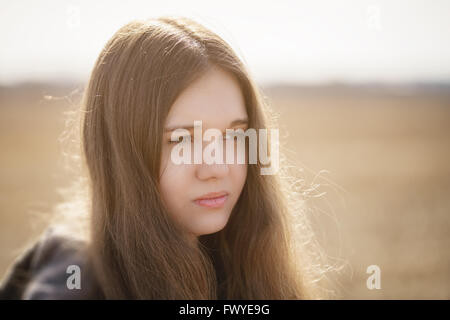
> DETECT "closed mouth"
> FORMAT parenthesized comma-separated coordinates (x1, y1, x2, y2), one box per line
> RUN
(194, 191, 229, 208)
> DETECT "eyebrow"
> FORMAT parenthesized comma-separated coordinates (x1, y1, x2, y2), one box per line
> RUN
(164, 118, 249, 132)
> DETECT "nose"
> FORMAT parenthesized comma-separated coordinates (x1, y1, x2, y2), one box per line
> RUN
(195, 162, 229, 181)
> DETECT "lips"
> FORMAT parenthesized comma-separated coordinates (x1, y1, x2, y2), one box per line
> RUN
(194, 191, 229, 208)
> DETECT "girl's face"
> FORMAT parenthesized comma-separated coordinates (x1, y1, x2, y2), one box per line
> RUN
(159, 66, 248, 240)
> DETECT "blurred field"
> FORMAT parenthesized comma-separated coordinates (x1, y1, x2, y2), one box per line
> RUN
(1, 82, 449, 299)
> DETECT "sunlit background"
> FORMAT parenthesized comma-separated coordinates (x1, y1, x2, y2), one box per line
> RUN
(1, 0, 449, 299)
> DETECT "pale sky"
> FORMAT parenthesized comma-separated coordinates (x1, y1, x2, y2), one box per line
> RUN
(1, 0, 450, 85)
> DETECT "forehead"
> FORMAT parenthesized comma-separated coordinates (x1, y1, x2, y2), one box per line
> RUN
(165, 66, 248, 129)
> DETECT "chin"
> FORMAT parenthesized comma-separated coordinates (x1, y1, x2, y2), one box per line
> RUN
(192, 215, 230, 236)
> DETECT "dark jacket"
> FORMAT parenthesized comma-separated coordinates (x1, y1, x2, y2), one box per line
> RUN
(0, 227, 105, 299)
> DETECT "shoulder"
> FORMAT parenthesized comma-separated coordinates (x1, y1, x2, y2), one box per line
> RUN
(0, 227, 104, 300)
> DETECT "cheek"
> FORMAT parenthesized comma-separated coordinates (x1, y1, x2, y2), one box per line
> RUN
(230, 163, 248, 193)
(160, 145, 185, 187)
(159, 156, 195, 213)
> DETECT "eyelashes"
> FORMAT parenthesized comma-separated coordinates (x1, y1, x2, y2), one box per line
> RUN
(168, 136, 191, 144)
(167, 131, 246, 144)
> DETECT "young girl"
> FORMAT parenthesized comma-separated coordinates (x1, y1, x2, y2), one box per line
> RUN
(0, 16, 333, 299)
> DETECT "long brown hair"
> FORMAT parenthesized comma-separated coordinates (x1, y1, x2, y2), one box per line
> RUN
(65, 15, 335, 299)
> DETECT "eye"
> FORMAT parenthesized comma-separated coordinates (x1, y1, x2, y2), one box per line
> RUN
(168, 135, 192, 144)
(225, 130, 246, 141)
